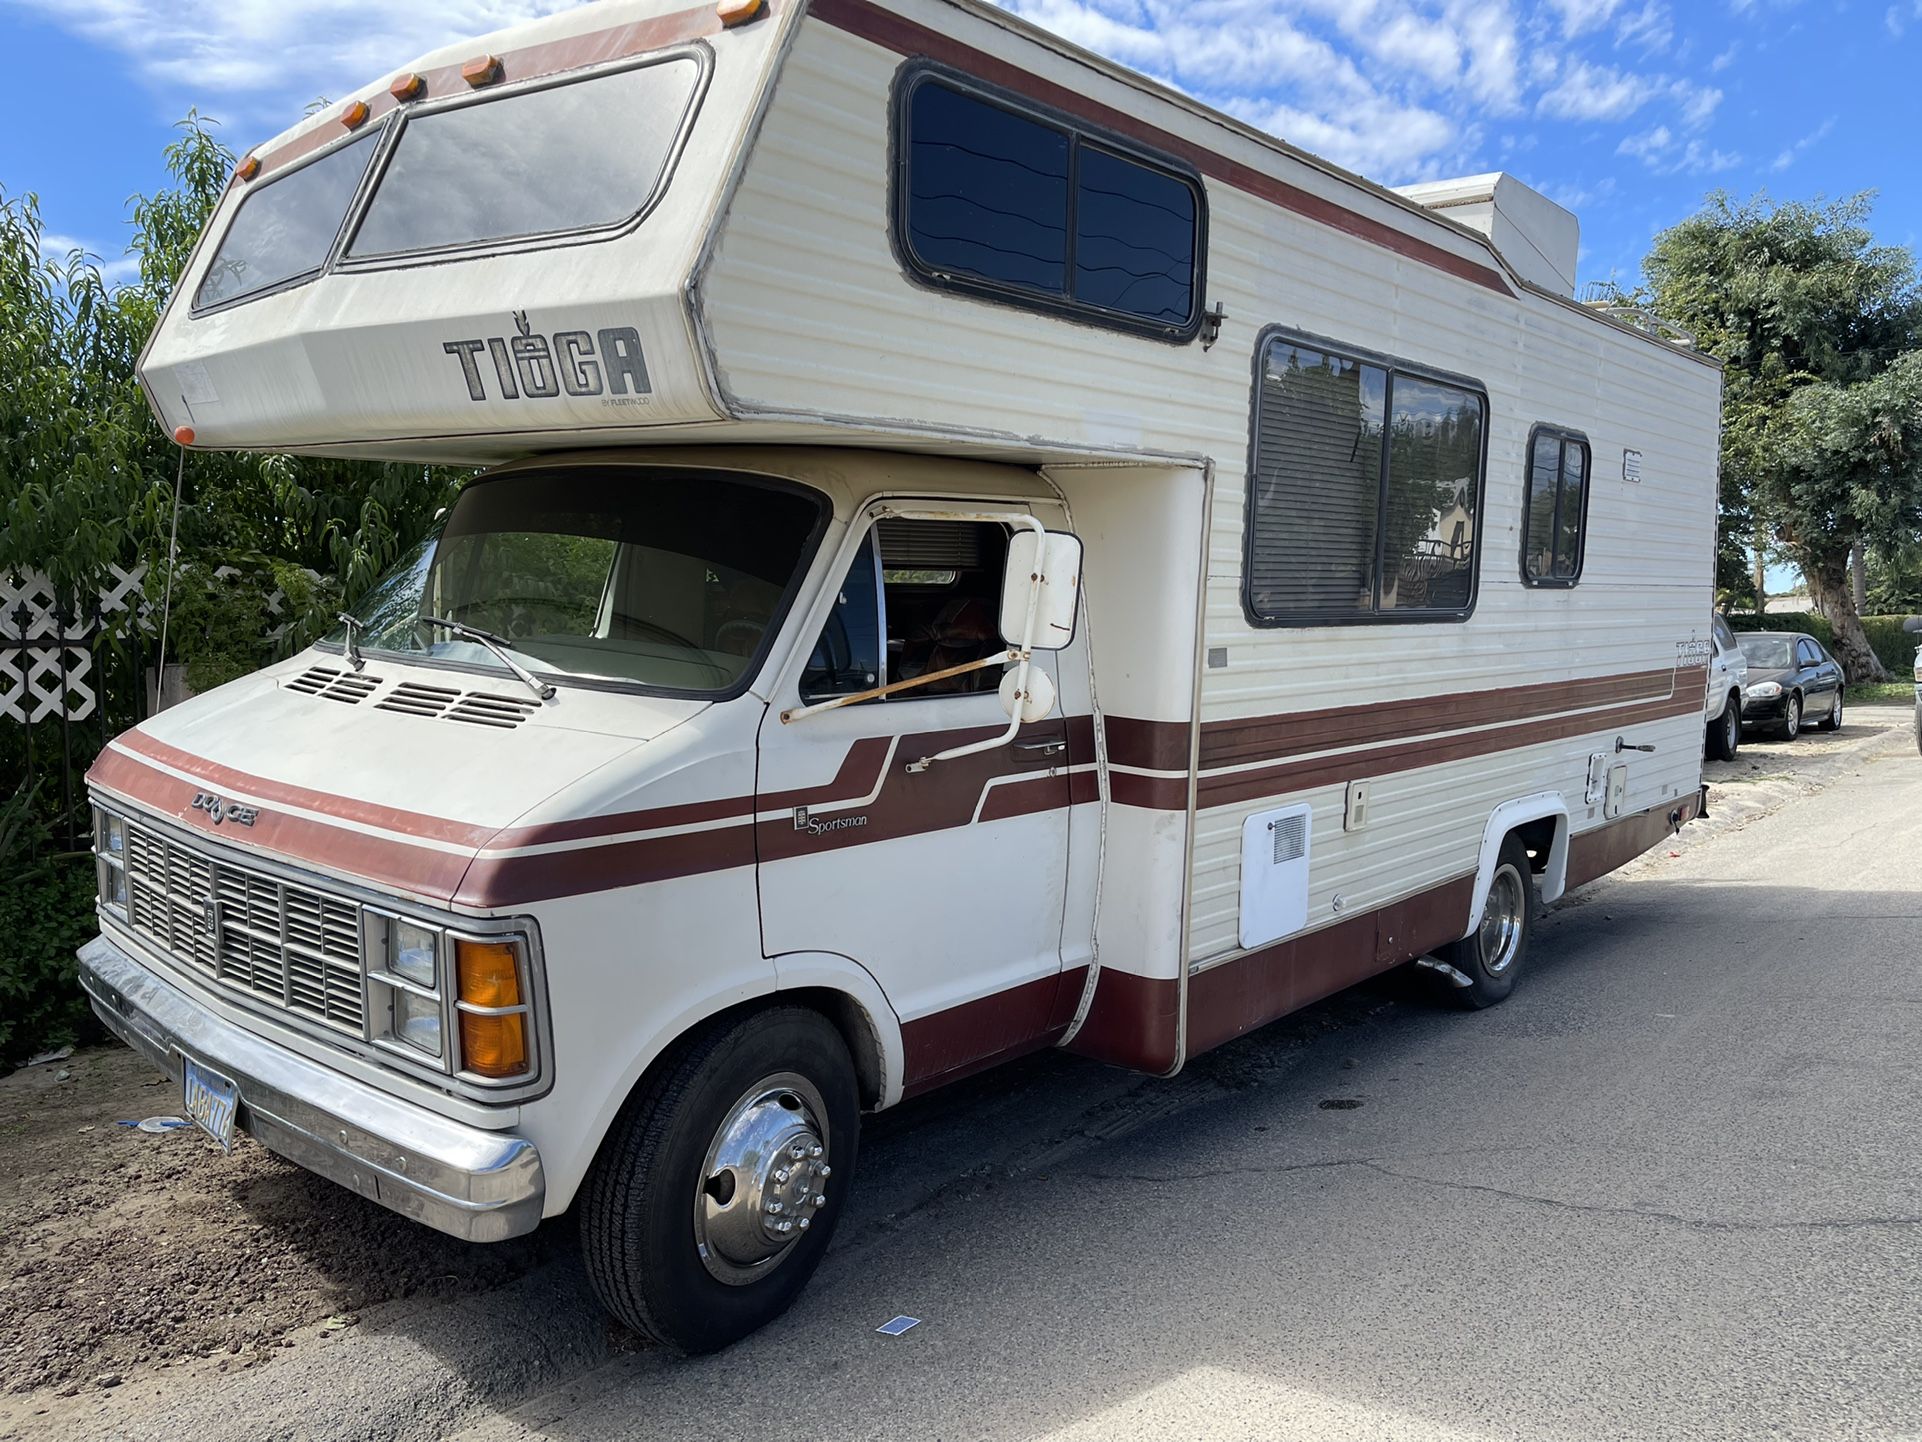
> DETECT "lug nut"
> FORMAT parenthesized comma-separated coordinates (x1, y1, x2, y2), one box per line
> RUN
(776, 1220, 793, 1234)
(766, 1200, 784, 1214)
(789, 1143, 806, 1160)
(797, 1216, 810, 1230)
(809, 1145, 823, 1159)
(816, 1164, 831, 1178)
(813, 1193, 827, 1207)
(773, 1168, 789, 1184)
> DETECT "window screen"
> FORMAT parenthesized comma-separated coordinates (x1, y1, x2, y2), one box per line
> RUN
(1246, 333, 1485, 624)
(1522, 427, 1590, 585)
(195, 131, 381, 310)
(349, 56, 700, 259)
(899, 71, 1202, 337)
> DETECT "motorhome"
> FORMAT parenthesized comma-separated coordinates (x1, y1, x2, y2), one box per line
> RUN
(85, 0, 1720, 1352)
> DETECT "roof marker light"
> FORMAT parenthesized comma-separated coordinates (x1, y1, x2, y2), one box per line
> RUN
(173, 426, 196, 446)
(235, 154, 261, 182)
(341, 99, 371, 130)
(462, 54, 503, 87)
(718, 0, 766, 24)
(390, 72, 425, 101)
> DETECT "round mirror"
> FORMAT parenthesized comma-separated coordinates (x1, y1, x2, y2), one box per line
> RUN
(999, 665, 1057, 724)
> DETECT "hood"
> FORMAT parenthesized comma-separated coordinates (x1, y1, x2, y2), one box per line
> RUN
(88, 651, 707, 907)
(1743, 665, 1794, 687)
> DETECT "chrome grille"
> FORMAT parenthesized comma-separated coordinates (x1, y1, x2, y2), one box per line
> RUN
(120, 816, 366, 1035)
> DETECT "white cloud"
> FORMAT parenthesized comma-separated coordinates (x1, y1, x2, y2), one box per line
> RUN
(1710, 41, 1740, 71)
(1536, 58, 1648, 119)
(1614, 1, 1674, 51)
(1671, 80, 1723, 126)
(38, 232, 141, 287)
(1615, 124, 1740, 174)
(1546, 0, 1625, 35)
(1771, 115, 1836, 170)
(1889, 1, 1922, 36)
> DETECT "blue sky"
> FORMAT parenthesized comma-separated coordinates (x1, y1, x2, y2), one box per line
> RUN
(1, 0, 1917, 295)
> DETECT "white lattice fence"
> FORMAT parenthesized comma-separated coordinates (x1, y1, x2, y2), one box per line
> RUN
(0, 565, 150, 724)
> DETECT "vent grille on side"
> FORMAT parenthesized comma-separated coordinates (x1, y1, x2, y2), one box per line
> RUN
(376, 681, 538, 729)
(284, 666, 381, 704)
(1271, 813, 1308, 865)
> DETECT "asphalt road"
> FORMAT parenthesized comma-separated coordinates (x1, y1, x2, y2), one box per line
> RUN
(40, 708, 1922, 1442)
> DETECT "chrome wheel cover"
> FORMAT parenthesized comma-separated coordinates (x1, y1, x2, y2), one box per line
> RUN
(1478, 863, 1526, 977)
(693, 1073, 832, 1286)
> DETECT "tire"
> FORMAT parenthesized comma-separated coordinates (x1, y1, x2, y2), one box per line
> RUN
(580, 1006, 860, 1354)
(1436, 837, 1535, 1010)
(1777, 692, 1802, 741)
(1705, 693, 1741, 762)
(1816, 690, 1843, 732)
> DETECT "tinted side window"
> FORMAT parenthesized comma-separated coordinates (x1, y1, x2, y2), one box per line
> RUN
(801, 533, 884, 703)
(195, 131, 381, 310)
(898, 70, 1203, 338)
(1711, 615, 1737, 651)
(1521, 427, 1590, 585)
(1247, 333, 1484, 625)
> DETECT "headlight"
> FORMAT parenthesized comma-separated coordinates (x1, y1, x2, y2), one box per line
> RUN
(391, 988, 444, 1058)
(1747, 681, 1781, 699)
(363, 911, 534, 1080)
(93, 805, 128, 914)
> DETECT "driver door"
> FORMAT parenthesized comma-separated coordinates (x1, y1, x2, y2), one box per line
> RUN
(755, 502, 1080, 1093)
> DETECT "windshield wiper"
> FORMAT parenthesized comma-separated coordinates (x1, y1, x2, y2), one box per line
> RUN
(335, 613, 365, 672)
(420, 615, 556, 702)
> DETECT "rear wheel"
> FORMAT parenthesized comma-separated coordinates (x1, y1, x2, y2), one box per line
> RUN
(1436, 837, 1535, 1010)
(1777, 692, 1803, 741)
(580, 1006, 859, 1354)
(1816, 690, 1843, 732)
(1706, 693, 1741, 762)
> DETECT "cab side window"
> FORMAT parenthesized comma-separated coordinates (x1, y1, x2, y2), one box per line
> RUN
(800, 518, 1010, 703)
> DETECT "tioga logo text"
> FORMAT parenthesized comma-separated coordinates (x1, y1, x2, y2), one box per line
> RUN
(442, 311, 651, 403)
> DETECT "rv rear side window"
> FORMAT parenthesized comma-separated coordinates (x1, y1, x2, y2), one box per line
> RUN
(1245, 332, 1485, 625)
(194, 130, 381, 311)
(897, 69, 1203, 339)
(347, 55, 701, 260)
(1521, 427, 1590, 586)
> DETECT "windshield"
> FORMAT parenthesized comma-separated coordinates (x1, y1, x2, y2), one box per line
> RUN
(333, 468, 826, 695)
(1738, 636, 1796, 669)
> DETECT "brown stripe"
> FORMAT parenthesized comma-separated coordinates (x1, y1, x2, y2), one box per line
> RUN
(90, 747, 474, 901)
(1105, 714, 1193, 772)
(1564, 789, 1701, 891)
(901, 967, 1085, 1095)
(809, 0, 1512, 297)
(455, 826, 756, 909)
(1196, 685, 1704, 811)
(1186, 875, 1474, 1058)
(1109, 771, 1189, 812)
(1065, 966, 1181, 1074)
(252, 3, 731, 178)
(1198, 666, 1695, 770)
(112, 731, 499, 847)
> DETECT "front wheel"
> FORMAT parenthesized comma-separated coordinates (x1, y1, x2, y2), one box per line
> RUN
(1816, 690, 1843, 732)
(1706, 694, 1741, 762)
(1777, 692, 1803, 741)
(580, 1006, 860, 1353)
(1435, 837, 1535, 1009)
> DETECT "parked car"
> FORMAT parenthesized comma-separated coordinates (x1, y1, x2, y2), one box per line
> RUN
(1704, 614, 1748, 761)
(1737, 632, 1844, 739)
(1913, 650, 1921, 756)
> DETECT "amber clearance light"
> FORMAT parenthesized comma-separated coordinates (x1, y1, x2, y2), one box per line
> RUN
(456, 939, 528, 1078)
(718, 0, 765, 24)
(389, 71, 426, 102)
(462, 53, 504, 88)
(340, 99, 371, 130)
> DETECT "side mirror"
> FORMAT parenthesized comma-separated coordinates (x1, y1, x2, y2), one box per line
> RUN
(998, 530, 1082, 652)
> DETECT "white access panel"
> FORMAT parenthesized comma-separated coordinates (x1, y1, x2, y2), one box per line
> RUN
(1239, 803, 1314, 950)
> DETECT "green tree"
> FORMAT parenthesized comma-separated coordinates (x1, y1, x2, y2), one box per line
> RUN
(1642, 192, 1922, 680)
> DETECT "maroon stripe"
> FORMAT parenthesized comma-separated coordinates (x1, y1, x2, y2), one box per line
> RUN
(809, 0, 1512, 297)
(252, 2, 731, 177)
(1105, 714, 1192, 772)
(455, 826, 755, 908)
(90, 747, 474, 901)
(1110, 771, 1189, 812)
(1065, 966, 1181, 1074)
(901, 966, 1085, 1095)
(1198, 666, 1698, 770)
(1565, 789, 1701, 890)
(112, 731, 500, 847)
(1196, 688, 1704, 811)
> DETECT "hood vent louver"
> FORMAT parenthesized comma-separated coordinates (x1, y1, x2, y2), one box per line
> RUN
(285, 666, 382, 704)
(375, 680, 539, 730)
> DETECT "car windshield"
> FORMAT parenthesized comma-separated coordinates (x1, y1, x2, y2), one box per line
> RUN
(1738, 636, 1796, 669)
(330, 468, 825, 695)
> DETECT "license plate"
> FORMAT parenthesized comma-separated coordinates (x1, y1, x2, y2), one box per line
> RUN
(182, 1056, 240, 1151)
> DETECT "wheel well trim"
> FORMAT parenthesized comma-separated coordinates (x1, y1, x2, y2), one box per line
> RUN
(1468, 793, 1569, 937)
(767, 951, 905, 1111)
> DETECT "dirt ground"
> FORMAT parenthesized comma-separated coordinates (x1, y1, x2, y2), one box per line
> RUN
(0, 1044, 566, 1408)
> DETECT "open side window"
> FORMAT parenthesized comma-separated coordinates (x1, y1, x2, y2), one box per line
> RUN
(800, 518, 1011, 705)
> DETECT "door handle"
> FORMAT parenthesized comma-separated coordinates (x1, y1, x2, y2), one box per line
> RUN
(1013, 740, 1066, 763)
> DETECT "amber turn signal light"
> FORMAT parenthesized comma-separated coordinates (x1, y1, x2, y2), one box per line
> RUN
(460, 1013, 526, 1078)
(462, 54, 503, 87)
(389, 72, 425, 101)
(718, 0, 765, 24)
(456, 940, 521, 1008)
(341, 99, 371, 130)
(235, 154, 261, 182)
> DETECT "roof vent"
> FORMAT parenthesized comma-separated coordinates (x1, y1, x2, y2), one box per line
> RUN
(1391, 171, 1579, 297)
(375, 680, 538, 729)
(285, 666, 381, 704)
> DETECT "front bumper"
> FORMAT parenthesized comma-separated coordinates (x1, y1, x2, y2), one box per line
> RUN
(78, 933, 544, 1241)
(1741, 694, 1788, 722)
